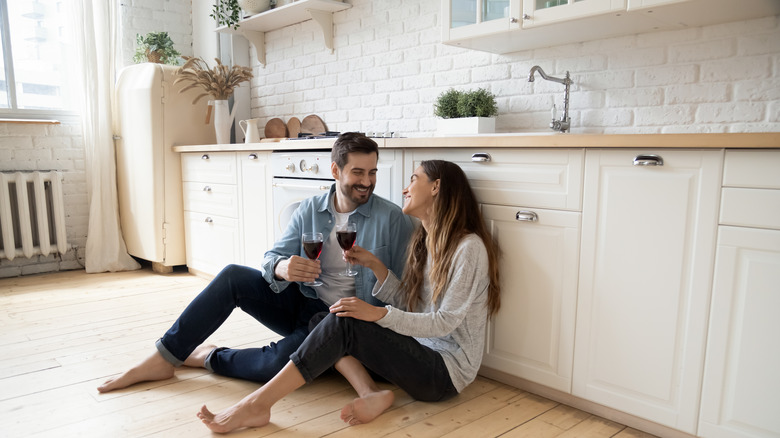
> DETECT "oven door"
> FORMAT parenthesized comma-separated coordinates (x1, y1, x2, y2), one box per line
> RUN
(272, 177, 333, 241)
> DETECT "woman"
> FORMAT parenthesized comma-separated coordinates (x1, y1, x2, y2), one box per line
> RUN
(197, 160, 501, 433)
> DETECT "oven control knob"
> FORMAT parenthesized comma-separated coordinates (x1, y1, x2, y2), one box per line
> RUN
(299, 160, 319, 174)
(285, 162, 295, 173)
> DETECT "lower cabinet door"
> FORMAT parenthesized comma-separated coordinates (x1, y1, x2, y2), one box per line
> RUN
(184, 211, 240, 277)
(699, 226, 780, 438)
(573, 149, 722, 434)
(480, 203, 581, 393)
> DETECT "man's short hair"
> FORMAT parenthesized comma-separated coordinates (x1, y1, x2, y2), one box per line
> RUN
(331, 132, 379, 169)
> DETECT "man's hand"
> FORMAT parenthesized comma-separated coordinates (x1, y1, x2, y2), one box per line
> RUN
(275, 255, 321, 283)
(329, 297, 388, 322)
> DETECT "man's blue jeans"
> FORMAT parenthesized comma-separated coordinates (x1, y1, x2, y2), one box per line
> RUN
(155, 264, 328, 382)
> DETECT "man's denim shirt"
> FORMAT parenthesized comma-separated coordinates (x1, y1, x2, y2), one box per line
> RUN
(261, 185, 416, 306)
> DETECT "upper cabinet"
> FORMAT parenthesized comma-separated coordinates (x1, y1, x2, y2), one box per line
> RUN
(441, 0, 780, 54)
(216, 0, 351, 66)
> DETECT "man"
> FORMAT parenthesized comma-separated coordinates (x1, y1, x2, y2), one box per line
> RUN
(98, 132, 414, 392)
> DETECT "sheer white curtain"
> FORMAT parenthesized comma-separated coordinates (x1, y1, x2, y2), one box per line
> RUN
(72, 0, 140, 273)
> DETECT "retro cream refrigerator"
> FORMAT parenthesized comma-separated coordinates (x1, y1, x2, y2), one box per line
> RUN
(114, 63, 216, 272)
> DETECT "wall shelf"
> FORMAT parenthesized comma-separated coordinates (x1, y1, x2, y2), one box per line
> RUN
(216, 0, 351, 66)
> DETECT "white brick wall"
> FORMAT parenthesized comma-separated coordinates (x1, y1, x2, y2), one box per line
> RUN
(247, 1, 779, 136)
(0, 0, 193, 278)
(0, 122, 87, 277)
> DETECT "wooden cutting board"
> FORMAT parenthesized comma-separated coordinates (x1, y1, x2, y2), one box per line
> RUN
(287, 117, 301, 138)
(264, 118, 287, 138)
(300, 114, 327, 135)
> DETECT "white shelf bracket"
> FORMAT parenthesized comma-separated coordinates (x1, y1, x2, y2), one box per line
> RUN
(240, 29, 266, 66)
(307, 9, 335, 53)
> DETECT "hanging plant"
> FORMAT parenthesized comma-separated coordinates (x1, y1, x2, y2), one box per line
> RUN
(211, 0, 242, 30)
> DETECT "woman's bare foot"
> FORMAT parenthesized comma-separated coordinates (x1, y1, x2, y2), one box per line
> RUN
(340, 389, 394, 425)
(97, 352, 175, 393)
(197, 401, 271, 433)
(183, 344, 217, 368)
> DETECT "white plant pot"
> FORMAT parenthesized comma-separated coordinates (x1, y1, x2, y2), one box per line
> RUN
(238, 0, 271, 15)
(436, 117, 496, 136)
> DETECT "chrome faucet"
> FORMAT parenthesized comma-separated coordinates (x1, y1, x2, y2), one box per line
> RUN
(528, 65, 573, 133)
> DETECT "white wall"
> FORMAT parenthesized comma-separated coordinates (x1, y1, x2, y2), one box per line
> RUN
(247, 1, 780, 135)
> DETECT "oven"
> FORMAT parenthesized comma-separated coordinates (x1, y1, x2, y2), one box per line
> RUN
(271, 151, 334, 241)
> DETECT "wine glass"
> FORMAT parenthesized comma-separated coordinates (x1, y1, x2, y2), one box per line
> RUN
(301, 232, 323, 286)
(336, 222, 358, 276)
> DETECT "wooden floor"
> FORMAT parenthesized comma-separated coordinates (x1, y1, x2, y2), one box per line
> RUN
(0, 268, 658, 437)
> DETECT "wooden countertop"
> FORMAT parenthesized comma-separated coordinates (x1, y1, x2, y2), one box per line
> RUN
(173, 132, 780, 152)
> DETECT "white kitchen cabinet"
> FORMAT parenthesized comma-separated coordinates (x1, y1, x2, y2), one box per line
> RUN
(698, 150, 780, 438)
(375, 148, 405, 208)
(182, 150, 274, 277)
(404, 147, 583, 393)
(403, 148, 583, 210)
(182, 152, 241, 277)
(481, 204, 581, 392)
(573, 149, 723, 434)
(239, 151, 273, 269)
(441, 0, 779, 54)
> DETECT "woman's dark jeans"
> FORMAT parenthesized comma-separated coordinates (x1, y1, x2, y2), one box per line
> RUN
(155, 264, 328, 383)
(290, 313, 458, 402)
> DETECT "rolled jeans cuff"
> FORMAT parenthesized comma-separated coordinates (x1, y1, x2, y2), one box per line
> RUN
(155, 338, 183, 367)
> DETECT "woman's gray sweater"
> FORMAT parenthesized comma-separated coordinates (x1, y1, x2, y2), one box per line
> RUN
(373, 233, 490, 392)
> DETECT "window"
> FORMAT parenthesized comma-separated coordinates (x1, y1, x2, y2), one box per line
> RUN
(0, 0, 78, 121)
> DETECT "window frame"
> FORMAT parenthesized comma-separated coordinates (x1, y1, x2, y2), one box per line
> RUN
(0, 0, 80, 123)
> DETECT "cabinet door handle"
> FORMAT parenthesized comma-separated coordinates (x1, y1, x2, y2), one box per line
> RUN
(201, 154, 210, 160)
(516, 210, 538, 222)
(472, 153, 491, 162)
(248, 153, 258, 160)
(203, 185, 212, 192)
(204, 217, 213, 223)
(633, 154, 663, 166)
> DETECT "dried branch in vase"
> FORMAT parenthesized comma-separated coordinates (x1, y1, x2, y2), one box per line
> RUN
(174, 56, 253, 104)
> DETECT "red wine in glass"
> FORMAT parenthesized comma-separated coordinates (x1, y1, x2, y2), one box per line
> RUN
(303, 241, 323, 259)
(336, 223, 358, 276)
(301, 232, 323, 286)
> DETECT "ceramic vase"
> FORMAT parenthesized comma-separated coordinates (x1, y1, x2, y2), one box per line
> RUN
(212, 100, 234, 144)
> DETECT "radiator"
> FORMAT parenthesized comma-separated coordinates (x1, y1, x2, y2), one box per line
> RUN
(0, 171, 68, 261)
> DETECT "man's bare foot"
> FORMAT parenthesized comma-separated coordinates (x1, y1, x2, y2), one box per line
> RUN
(97, 352, 175, 393)
(197, 401, 271, 433)
(183, 344, 217, 368)
(340, 389, 394, 425)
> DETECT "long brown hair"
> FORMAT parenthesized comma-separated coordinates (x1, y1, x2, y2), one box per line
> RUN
(400, 160, 501, 316)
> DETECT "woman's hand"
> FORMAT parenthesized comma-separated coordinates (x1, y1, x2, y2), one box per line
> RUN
(330, 297, 388, 322)
(344, 245, 389, 284)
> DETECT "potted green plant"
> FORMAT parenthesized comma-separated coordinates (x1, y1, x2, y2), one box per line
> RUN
(211, 0, 242, 29)
(133, 32, 181, 65)
(434, 87, 498, 135)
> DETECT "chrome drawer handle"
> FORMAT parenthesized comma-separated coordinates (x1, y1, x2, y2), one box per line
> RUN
(201, 154, 210, 160)
(472, 153, 491, 162)
(205, 217, 213, 223)
(633, 154, 663, 166)
(516, 211, 538, 222)
(248, 153, 258, 160)
(203, 185, 212, 192)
